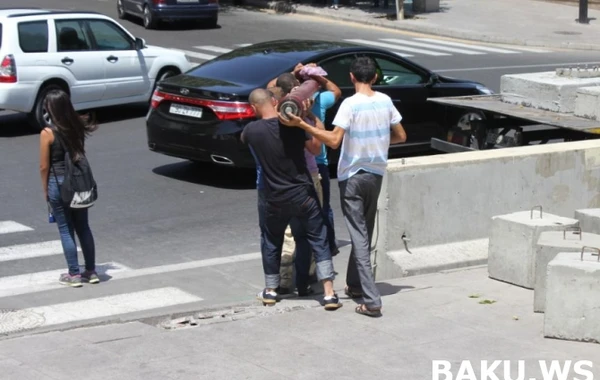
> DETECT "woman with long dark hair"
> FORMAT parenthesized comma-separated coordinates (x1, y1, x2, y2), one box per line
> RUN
(39, 90, 99, 288)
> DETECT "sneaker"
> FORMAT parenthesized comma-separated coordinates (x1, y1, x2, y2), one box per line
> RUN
(82, 271, 100, 284)
(297, 285, 315, 297)
(323, 293, 342, 310)
(256, 289, 278, 305)
(59, 273, 82, 288)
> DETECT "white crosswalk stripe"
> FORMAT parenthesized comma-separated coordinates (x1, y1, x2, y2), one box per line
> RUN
(346, 38, 451, 56)
(23, 287, 202, 327)
(0, 220, 33, 235)
(0, 240, 73, 262)
(195, 45, 233, 54)
(380, 38, 486, 55)
(172, 48, 217, 61)
(413, 38, 521, 54)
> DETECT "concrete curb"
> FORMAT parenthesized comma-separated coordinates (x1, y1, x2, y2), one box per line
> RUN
(241, 0, 600, 51)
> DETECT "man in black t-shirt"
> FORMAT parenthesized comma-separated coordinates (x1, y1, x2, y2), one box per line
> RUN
(241, 88, 341, 310)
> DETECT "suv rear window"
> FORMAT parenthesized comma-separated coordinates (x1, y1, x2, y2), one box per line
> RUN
(18, 21, 48, 53)
(0, 23, 3, 49)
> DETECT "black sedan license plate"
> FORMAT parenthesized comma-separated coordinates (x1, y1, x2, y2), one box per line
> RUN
(169, 104, 203, 119)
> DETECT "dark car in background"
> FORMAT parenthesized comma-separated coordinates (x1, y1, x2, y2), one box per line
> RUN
(146, 39, 493, 169)
(117, 0, 218, 29)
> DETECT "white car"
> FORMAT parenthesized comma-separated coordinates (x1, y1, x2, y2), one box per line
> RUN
(0, 8, 193, 130)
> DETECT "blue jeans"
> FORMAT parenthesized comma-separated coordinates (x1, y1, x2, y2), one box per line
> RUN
(261, 192, 335, 289)
(48, 175, 96, 275)
(318, 163, 337, 251)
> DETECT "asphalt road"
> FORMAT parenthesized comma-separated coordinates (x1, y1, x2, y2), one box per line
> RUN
(1, 0, 600, 336)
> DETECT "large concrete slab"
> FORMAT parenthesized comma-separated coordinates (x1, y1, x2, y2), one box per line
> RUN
(544, 251, 600, 344)
(534, 229, 600, 313)
(575, 86, 600, 120)
(488, 211, 579, 289)
(501, 71, 600, 113)
(375, 140, 600, 281)
(575, 208, 600, 234)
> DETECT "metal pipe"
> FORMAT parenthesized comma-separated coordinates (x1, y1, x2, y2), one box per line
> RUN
(577, 0, 589, 24)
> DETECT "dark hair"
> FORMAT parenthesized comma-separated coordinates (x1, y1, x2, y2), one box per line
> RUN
(45, 90, 98, 161)
(275, 73, 299, 95)
(350, 56, 377, 84)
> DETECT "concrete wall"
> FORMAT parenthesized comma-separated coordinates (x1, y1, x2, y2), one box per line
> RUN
(373, 140, 600, 281)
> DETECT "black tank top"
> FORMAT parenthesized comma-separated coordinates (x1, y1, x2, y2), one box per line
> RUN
(50, 131, 66, 176)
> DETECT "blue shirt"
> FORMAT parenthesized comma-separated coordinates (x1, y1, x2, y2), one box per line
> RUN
(249, 145, 263, 190)
(312, 91, 336, 166)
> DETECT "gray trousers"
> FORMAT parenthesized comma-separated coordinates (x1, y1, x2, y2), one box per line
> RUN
(339, 170, 383, 309)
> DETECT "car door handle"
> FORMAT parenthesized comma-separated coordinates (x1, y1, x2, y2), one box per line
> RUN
(106, 55, 119, 63)
(61, 57, 74, 65)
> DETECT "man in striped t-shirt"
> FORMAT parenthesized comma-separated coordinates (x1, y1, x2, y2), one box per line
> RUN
(278, 56, 407, 317)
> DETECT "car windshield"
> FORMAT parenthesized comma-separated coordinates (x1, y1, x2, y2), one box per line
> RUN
(186, 54, 293, 85)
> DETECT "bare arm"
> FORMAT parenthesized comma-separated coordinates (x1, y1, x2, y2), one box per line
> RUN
(39, 128, 54, 199)
(390, 123, 407, 144)
(310, 75, 341, 101)
(293, 117, 345, 149)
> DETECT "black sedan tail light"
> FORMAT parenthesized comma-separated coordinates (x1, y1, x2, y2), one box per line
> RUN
(151, 89, 255, 121)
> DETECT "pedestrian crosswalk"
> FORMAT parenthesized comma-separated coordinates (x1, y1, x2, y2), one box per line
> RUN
(0, 219, 261, 336)
(169, 38, 553, 65)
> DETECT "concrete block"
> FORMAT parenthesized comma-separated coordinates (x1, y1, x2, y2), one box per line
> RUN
(413, 0, 440, 12)
(488, 209, 579, 289)
(534, 229, 600, 313)
(544, 250, 600, 343)
(500, 71, 600, 113)
(574, 208, 600, 234)
(574, 86, 600, 120)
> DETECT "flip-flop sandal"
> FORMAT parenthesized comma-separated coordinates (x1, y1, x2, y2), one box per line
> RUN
(355, 304, 382, 318)
(344, 286, 363, 299)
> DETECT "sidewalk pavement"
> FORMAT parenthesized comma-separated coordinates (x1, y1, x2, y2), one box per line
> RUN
(246, 0, 600, 51)
(1, 266, 598, 380)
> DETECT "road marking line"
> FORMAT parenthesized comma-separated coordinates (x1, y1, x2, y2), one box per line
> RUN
(433, 61, 600, 73)
(171, 48, 216, 61)
(194, 45, 232, 54)
(0, 241, 75, 262)
(236, 43, 252, 47)
(0, 262, 131, 298)
(381, 38, 486, 55)
(25, 287, 202, 327)
(0, 252, 261, 298)
(0, 221, 33, 235)
(499, 46, 552, 53)
(345, 39, 450, 56)
(414, 38, 520, 54)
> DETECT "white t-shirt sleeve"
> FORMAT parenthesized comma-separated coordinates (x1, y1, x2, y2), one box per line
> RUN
(389, 98, 402, 125)
(332, 99, 352, 130)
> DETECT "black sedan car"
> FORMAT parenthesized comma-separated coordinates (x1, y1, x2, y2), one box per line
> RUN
(146, 39, 492, 168)
(117, 0, 218, 29)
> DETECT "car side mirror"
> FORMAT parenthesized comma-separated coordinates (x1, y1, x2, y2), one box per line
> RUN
(135, 37, 146, 50)
(426, 73, 439, 87)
